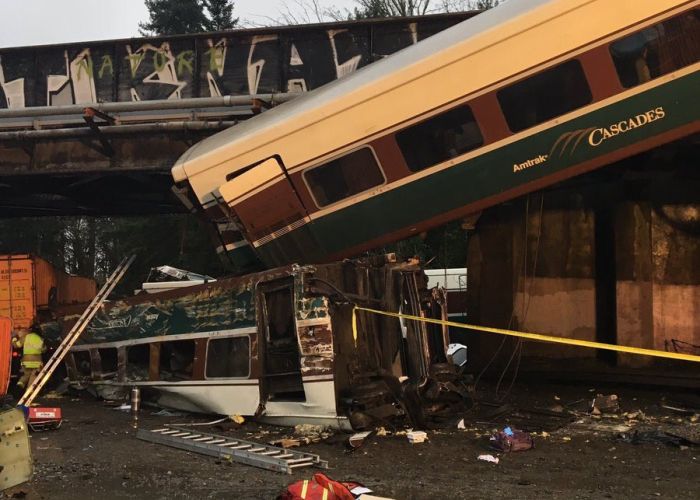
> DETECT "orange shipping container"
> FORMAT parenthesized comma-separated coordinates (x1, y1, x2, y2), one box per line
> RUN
(0, 254, 96, 329)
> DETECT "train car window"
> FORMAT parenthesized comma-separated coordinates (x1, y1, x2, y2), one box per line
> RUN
(498, 60, 592, 133)
(206, 336, 250, 378)
(395, 106, 483, 172)
(159, 340, 195, 381)
(610, 10, 700, 88)
(304, 147, 384, 207)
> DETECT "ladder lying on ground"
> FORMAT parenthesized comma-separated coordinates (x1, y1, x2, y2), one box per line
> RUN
(18, 255, 135, 407)
(137, 426, 329, 474)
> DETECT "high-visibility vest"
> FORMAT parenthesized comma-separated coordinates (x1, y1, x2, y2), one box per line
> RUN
(21, 332, 44, 368)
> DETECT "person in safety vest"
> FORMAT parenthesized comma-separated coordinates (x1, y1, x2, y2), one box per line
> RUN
(12, 325, 45, 391)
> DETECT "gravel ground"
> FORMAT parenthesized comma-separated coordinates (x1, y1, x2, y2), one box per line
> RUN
(5, 381, 700, 499)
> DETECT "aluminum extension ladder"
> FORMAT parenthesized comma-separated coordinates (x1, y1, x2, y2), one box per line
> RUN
(18, 255, 135, 407)
(137, 426, 329, 474)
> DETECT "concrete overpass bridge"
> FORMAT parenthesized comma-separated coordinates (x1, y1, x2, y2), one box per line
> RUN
(0, 12, 474, 216)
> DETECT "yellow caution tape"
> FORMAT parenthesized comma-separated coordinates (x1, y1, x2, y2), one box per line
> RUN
(351, 306, 700, 363)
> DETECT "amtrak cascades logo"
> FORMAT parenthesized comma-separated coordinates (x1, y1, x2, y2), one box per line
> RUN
(513, 154, 548, 173)
(588, 107, 666, 146)
(512, 106, 667, 174)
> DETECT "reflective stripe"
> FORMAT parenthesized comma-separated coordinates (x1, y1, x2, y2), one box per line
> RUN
(22, 361, 42, 369)
(321, 489, 328, 500)
(300, 480, 308, 499)
(23, 333, 44, 356)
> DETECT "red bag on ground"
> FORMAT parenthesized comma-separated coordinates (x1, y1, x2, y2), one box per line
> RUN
(278, 472, 360, 500)
(491, 428, 534, 452)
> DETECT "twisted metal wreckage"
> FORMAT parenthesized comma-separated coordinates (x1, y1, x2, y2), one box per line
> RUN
(52, 256, 469, 430)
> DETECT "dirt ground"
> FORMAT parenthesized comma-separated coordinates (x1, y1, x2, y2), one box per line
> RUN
(7, 381, 700, 500)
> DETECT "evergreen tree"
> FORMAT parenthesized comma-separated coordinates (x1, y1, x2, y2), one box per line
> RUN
(203, 0, 239, 31)
(139, 0, 210, 35)
(140, 0, 238, 36)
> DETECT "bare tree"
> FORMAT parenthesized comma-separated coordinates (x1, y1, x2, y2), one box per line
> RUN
(438, 0, 501, 12)
(242, 0, 337, 26)
(351, 0, 432, 19)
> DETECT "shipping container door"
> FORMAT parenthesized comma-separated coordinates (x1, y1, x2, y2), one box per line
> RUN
(0, 257, 35, 329)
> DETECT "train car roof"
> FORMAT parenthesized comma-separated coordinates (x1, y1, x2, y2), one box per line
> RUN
(172, 0, 555, 182)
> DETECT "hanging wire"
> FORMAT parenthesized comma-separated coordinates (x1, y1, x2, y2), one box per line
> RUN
(496, 193, 545, 400)
(474, 195, 531, 392)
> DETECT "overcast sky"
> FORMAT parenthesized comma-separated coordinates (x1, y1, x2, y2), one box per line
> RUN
(0, 0, 358, 49)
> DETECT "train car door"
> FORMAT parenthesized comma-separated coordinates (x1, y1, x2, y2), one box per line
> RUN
(257, 278, 306, 405)
(220, 157, 323, 264)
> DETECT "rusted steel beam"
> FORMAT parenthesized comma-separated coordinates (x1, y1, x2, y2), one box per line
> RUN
(0, 121, 237, 142)
(149, 343, 161, 382)
(84, 107, 115, 125)
(82, 112, 115, 157)
(0, 94, 298, 120)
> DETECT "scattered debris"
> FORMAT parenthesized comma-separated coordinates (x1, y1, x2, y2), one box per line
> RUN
(348, 431, 373, 449)
(490, 427, 534, 452)
(570, 421, 632, 434)
(457, 419, 466, 430)
(661, 404, 697, 416)
(406, 430, 428, 444)
(591, 394, 619, 415)
(269, 424, 334, 449)
(477, 454, 500, 464)
(150, 409, 186, 417)
(617, 429, 695, 448)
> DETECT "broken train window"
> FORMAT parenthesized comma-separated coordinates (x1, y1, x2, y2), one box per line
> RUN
(205, 336, 250, 378)
(159, 340, 196, 381)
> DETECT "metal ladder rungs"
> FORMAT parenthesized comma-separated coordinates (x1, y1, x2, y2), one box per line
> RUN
(288, 459, 314, 469)
(19, 255, 135, 407)
(137, 426, 328, 474)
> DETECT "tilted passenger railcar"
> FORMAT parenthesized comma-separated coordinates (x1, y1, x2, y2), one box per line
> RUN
(172, 0, 700, 270)
(62, 258, 455, 429)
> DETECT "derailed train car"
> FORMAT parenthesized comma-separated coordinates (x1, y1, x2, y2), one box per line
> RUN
(63, 257, 465, 429)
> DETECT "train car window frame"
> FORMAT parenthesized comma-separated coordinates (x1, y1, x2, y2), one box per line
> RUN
(303, 146, 387, 209)
(395, 105, 484, 173)
(609, 9, 700, 89)
(497, 59, 593, 133)
(204, 334, 251, 379)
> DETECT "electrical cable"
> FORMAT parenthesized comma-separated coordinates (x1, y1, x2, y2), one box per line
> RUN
(497, 194, 545, 400)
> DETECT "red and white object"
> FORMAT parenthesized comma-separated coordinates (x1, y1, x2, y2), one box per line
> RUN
(27, 406, 62, 431)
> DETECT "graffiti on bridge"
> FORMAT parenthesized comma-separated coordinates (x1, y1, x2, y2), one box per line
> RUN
(0, 16, 465, 109)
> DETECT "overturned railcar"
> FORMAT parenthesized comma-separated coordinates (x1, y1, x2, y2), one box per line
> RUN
(64, 258, 456, 429)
